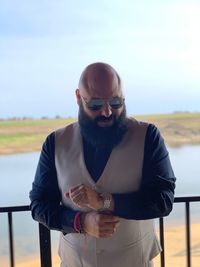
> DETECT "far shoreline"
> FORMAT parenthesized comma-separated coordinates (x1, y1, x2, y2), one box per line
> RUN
(0, 140, 200, 156)
(0, 112, 200, 155)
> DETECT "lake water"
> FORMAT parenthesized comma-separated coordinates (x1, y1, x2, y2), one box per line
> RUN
(0, 145, 200, 206)
(0, 145, 200, 265)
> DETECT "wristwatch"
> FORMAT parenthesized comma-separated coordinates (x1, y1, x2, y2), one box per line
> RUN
(101, 193, 112, 210)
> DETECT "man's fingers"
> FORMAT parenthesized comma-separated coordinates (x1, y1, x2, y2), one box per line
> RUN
(99, 223, 118, 231)
(70, 184, 85, 194)
(97, 222, 119, 237)
(100, 228, 117, 236)
(97, 214, 120, 223)
(65, 184, 85, 197)
(64, 191, 83, 201)
(94, 214, 120, 235)
(71, 190, 86, 201)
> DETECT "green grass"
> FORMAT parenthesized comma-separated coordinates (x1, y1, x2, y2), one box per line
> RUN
(0, 133, 42, 144)
(135, 112, 200, 120)
(0, 118, 75, 128)
(0, 118, 76, 153)
(0, 113, 200, 154)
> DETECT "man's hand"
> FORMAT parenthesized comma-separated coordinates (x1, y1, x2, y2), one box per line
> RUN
(65, 184, 103, 210)
(83, 211, 120, 238)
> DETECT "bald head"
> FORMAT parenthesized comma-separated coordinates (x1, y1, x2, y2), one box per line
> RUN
(78, 62, 122, 97)
(76, 62, 126, 128)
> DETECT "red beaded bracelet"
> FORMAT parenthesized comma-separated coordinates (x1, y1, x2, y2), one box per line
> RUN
(73, 212, 81, 233)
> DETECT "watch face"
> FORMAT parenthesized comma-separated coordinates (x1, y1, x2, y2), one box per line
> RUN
(104, 198, 111, 209)
(104, 200, 108, 209)
(101, 193, 112, 210)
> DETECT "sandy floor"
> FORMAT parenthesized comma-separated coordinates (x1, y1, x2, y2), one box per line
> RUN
(1, 223, 200, 267)
(153, 223, 200, 267)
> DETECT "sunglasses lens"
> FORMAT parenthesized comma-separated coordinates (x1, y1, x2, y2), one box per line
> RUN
(86, 97, 124, 110)
(109, 97, 124, 109)
(88, 99, 104, 110)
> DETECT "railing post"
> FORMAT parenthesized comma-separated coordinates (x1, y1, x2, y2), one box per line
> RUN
(159, 217, 165, 267)
(8, 212, 15, 267)
(39, 223, 52, 267)
(185, 202, 191, 267)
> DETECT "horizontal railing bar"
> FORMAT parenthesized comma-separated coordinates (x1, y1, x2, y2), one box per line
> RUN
(174, 196, 200, 203)
(0, 205, 30, 213)
(0, 197, 200, 213)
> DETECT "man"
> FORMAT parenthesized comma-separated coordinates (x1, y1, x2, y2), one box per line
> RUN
(30, 62, 176, 267)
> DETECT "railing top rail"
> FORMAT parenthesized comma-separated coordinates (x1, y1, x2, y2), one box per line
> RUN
(174, 196, 200, 202)
(0, 196, 200, 213)
(0, 205, 30, 213)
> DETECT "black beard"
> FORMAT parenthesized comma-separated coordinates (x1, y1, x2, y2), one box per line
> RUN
(78, 102, 128, 150)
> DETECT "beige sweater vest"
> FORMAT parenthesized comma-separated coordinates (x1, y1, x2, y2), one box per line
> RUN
(55, 119, 161, 267)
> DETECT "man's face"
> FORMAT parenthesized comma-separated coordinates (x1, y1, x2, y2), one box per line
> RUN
(76, 71, 124, 128)
(80, 95, 125, 128)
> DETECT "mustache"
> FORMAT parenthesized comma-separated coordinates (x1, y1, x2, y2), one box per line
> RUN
(95, 115, 113, 122)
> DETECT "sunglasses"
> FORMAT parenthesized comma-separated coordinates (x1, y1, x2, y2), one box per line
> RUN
(81, 95, 125, 111)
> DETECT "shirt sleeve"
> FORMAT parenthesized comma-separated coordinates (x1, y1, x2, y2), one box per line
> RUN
(29, 132, 77, 233)
(112, 124, 176, 220)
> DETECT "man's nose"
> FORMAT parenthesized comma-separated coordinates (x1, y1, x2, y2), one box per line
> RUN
(100, 103, 112, 117)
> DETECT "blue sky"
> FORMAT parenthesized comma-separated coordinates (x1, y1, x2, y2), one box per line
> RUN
(0, 0, 200, 118)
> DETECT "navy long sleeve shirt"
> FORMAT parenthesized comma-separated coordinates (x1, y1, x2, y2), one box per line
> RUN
(29, 123, 176, 234)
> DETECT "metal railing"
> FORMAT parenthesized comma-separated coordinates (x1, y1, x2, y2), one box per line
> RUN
(1, 196, 200, 267)
(0, 205, 51, 267)
(159, 196, 200, 267)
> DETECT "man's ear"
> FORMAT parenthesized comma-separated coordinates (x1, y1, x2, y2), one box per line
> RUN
(75, 89, 81, 105)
